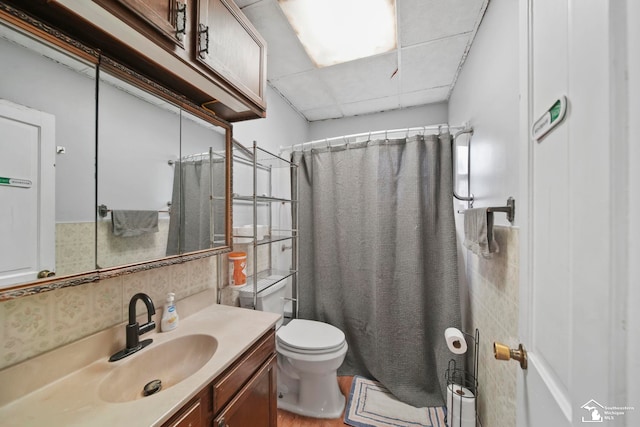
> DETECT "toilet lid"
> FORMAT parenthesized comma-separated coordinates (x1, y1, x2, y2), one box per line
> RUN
(277, 319, 345, 351)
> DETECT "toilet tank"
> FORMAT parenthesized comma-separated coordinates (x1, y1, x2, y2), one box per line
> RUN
(238, 278, 286, 321)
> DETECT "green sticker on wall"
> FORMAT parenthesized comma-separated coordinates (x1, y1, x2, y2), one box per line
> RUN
(0, 176, 33, 188)
(532, 96, 568, 142)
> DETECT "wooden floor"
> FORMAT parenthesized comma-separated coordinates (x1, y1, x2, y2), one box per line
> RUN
(277, 376, 353, 427)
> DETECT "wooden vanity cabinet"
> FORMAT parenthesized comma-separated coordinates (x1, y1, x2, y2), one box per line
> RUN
(161, 329, 277, 427)
(214, 355, 277, 427)
(165, 397, 204, 427)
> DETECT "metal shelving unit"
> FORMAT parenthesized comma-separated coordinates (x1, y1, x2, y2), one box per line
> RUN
(232, 141, 299, 319)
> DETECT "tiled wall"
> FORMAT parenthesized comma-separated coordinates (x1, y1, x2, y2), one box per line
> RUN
(96, 218, 171, 269)
(0, 256, 217, 370)
(55, 219, 172, 276)
(55, 222, 95, 276)
(464, 225, 519, 427)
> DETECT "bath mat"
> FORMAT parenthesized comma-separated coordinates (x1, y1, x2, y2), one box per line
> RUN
(344, 376, 447, 427)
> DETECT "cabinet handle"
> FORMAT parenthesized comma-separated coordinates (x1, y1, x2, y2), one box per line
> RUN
(175, 1, 187, 41)
(217, 418, 227, 427)
(198, 24, 209, 58)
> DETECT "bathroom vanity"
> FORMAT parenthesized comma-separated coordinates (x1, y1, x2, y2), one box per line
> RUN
(164, 329, 276, 427)
(0, 298, 280, 427)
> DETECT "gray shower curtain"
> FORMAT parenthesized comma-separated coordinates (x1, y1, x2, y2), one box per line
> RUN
(167, 158, 225, 255)
(294, 134, 461, 407)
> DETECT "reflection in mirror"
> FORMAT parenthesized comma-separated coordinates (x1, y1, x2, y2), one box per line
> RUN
(168, 110, 227, 255)
(0, 22, 96, 289)
(97, 70, 181, 269)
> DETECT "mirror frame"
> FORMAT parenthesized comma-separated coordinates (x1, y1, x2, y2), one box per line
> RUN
(0, 4, 232, 300)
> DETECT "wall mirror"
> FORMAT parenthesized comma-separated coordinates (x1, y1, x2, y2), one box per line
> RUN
(0, 13, 231, 296)
(97, 67, 228, 268)
(171, 109, 227, 254)
(0, 20, 97, 289)
(96, 69, 181, 269)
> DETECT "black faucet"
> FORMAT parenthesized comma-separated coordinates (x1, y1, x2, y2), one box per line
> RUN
(109, 293, 156, 362)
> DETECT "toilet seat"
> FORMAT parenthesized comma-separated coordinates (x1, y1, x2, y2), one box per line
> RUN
(276, 319, 345, 354)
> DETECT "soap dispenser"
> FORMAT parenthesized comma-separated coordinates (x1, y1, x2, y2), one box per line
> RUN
(161, 292, 179, 332)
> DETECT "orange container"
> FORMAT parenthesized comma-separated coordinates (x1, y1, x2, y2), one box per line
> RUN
(228, 252, 247, 286)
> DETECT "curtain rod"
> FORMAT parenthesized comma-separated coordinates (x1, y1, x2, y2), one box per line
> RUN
(280, 123, 469, 153)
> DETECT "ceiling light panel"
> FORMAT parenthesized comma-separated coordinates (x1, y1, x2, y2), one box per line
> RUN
(278, 0, 397, 67)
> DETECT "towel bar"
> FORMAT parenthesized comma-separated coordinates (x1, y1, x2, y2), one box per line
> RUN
(98, 203, 172, 218)
(457, 197, 516, 224)
(487, 197, 515, 223)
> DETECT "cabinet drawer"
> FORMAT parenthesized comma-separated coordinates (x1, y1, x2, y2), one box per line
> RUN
(213, 329, 275, 414)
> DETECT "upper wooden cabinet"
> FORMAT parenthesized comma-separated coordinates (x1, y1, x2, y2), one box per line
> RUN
(2, 0, 266, 121)
(196, 0, 266, 109)
(97, 0, 188, 46)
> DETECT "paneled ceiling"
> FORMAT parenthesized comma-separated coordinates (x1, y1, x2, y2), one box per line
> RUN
(236, 0, 489, 121)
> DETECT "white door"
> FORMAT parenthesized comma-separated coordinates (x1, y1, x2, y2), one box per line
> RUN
(518, 0, 632, 425)
(0, 100, 55, 287)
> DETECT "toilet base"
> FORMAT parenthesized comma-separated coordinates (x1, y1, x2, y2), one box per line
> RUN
(277, 387, 345, 419)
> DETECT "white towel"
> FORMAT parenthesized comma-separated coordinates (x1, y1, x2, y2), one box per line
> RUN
(463, 208, 499, 258)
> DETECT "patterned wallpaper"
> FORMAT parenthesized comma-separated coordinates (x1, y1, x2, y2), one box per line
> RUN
(0, 256, 217, 370)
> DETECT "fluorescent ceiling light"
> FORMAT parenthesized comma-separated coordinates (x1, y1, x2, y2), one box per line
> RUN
(278, 0, 397, 67)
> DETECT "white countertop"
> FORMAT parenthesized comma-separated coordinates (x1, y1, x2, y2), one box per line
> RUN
(0, 303, 280, 427)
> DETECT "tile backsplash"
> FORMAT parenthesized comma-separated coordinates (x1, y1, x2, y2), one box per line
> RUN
(0, 256, 217, 370)
(97, 218, 171, 269)
(55, 222, 95, 276)
(55, 219, 172, 276)
(465, 225, 519, 427)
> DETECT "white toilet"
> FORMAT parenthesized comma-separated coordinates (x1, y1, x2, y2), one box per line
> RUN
(238, 280, 348, 418)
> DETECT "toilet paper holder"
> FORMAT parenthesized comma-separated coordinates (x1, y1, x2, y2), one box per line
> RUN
(493, 342, 528, 370)
(444, 328, 479, 427)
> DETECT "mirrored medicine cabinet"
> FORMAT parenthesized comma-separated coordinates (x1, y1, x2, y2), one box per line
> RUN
(0, 17, 231, 298)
